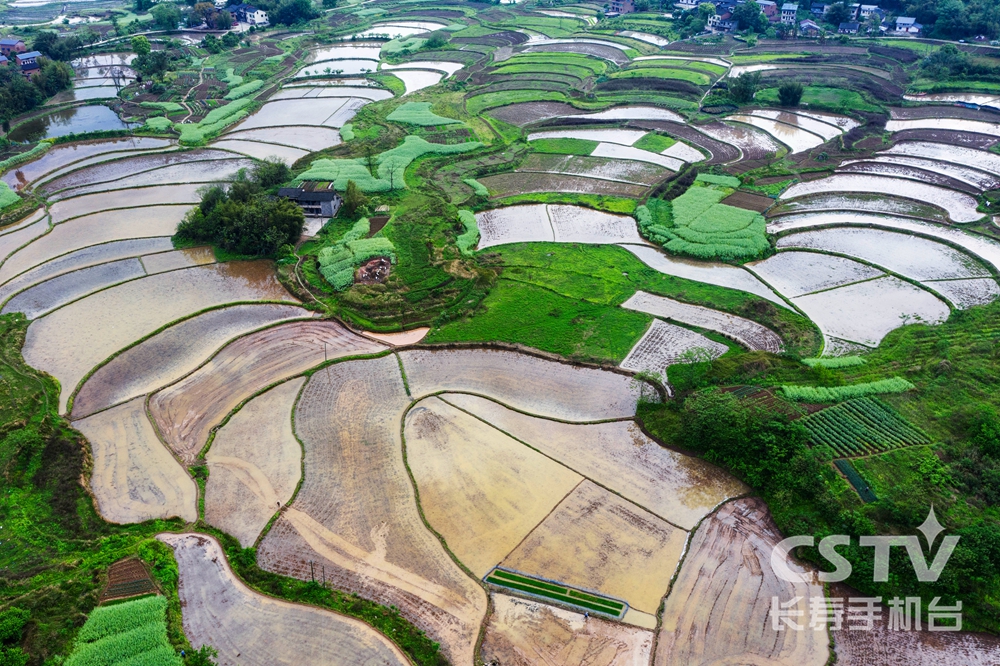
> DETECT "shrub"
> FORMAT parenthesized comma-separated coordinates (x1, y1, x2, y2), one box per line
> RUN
(456, 209, 479, 255)
(340, 123, 355, 141)
(0, 182, 20, 211)
(802, 356, 867, 369)
(728, 71, 761, 104)
(224, 80, 264, 100)
(778, 81, 804, 107)
(223, 68, 243, 86)
(386, 102, 461, 127)
(463, 178, 488, 197)
(780, 377, 915, 402)
(144, 117, 173, 131)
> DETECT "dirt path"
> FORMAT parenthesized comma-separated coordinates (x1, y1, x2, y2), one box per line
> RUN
(180, 63, 206, 123)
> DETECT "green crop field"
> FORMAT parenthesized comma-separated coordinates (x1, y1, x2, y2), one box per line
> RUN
(528, 137, 598, 155)
(387, 102, 463, 126)
(65, 596, 180, 666)
(613, 67, 712, 85)
(485, 569, 625, 616)
(802, 397, 931, 457)
(633, 132, 676, 153)
(781, 378, 916, 402)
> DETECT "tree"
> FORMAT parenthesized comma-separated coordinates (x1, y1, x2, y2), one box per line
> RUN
(33, 59, 74, 97)
(133, 50, 171, 78)
(273, 0, 319, 25)
(32, 32, 82, 61)
(151, 2, 182, 30)
(727, 70, 761, 104)
(732, 1, 767, 31)
(185, 645, 219, 666)
(131, 35, 151, 56)
(778, 80, 804, 106)
(135, 0, 154, 11)
(698, 1, 715, 19)
(825, 1, 851, 25)
(213, 9, 233, 30)
(343, 179, 368, 217)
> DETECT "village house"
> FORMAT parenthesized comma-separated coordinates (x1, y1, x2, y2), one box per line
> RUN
(0, 37, 26, 57)
(810, 3, 828, 17)
(895, 16, 922, 34)
(780, 2, 798, 24)
(838, 21, 859, 33)
(755, 0, 780, 22)
(608, 0, 636, 15)
(858, 4, 878, 18)
(15, 51, 41, 78)
(231, 3, 269, 25)
(0, 55, 7, 66)
(278, 184, 342, 218)
(799, 18, 821, 35)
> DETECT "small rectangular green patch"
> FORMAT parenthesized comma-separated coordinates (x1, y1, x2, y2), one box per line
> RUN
(529, 138, 598, 156)
(633, 132, 676, 154)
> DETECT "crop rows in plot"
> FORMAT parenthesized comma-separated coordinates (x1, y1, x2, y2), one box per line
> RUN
(833, 459, 878, 503)
(801, 397, 930, 457)
(485, 568, 626, 617)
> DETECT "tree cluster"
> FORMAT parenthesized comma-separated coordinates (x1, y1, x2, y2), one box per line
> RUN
(0, 58, 74, 126)
(188, 2, 234, 29)
(32, 32, 82, 61)
(174, 159, 304, 257)
(201, 32, 242, 53)
(921, 43, 1000, 80)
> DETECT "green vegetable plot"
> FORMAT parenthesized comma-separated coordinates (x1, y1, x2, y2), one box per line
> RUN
(485, 568, 626, 617)
(655, 183, 770, 261)
(174, 99, 254, 145)
(317, 217, 397, 290)
(65, 595, 181, 666)
(801, 397, 931, 457)
(781, 377, 915, 402)
(387, 102, 462, 127)
(0, 182, 20, 211)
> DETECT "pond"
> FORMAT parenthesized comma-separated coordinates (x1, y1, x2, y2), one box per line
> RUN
(8, 106, 138, 143)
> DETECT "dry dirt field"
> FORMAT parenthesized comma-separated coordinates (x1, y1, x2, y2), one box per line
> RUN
(256, 355, 487, 666)
(150, 320, 385, 462)
(205, 377, 306, 548)
(159, 533, 412, 666)
(72, 396, 197, 524)
(655, 498, 828, 666)
(481, 593, 655, 666)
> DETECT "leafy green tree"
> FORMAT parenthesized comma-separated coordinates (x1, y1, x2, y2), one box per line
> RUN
(185, 645, 219, 666)
(732, 1, 767, 31)
(778, 80, 804, 106)
(151, 2, 182, 30)
(32, 32, 82, 61)
(133, 50, 171, 78)
(825, 1, 851, 25)
(273, 0, 319, 25)
(34, 59, 74, 97)
(697, 1, 715, 18)
(131, 35, 152, 56)
(727, 70, 761, 104)
(343, 179, 368, 217)
(214, 9, 233, 29)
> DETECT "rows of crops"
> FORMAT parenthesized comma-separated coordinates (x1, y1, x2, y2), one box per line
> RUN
(484, 568, 626, 618)
(801, 397, 930, 457)
(833, 459, 878, 503)
(65, 595, 181, 666)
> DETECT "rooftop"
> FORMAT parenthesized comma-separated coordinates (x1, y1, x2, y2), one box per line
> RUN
(0, 38, 24, 45)
(17, 51, 41, 59)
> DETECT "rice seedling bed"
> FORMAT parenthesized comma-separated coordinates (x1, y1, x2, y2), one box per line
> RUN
(612, 67, 711, 85)
(655, 498, 828, 666)
(150, 320, 383, 463)
(72, 397, 197, 524)
(404, 396, 583, 576)
(72, 304, 307, 419)
(159, 533, 411, 666)
(205, 378, 304, 547)
(65, 595, 180, 666)
(257, 355, 487, 666)
(801, 397, 930, 457)
(782, 377, 915, 402)
(486, 566, 626, 617)
(622, 291, 783, 352)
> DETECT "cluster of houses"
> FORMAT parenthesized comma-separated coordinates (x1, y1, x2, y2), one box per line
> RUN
(209, 1, 269, 26)
(0, 38, 43, 78)
(673, 0, 923, 36)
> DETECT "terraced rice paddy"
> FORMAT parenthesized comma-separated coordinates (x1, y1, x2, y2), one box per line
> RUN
(73, 397, 197, 524)
(748, 251, 884, 297)
(620, 319, 728, 382)
(885, 117, 1000, 136)
(622, 291, 784, 352)
(781, 174, 983, 223)
(656, 498, 828, 666)
(476, 204, 643, 247)
(792, 276, 949, 347)
(206, 378, 306, 547)
(728, 114, 826, 154)
(160, 533, 411, 665)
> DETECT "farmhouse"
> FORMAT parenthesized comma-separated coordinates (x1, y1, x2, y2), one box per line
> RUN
(895, 16, 922, 34)
(0, 56, 7, 66)
(810, 2, 827, 16)
(607, 0, 636, 15)
(799, 18, 821, 35)
(15, 51, 41, 78)
(780, 3, 798, 24)
(231, 3, 269, 25)
(0, 37, 25, 56)
(278, 183, 342, 217)
(858, 4, 878, 17)
(838, 21, 859, 33)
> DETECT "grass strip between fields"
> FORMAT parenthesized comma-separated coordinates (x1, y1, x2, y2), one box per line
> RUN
(486, 568, 625, 615)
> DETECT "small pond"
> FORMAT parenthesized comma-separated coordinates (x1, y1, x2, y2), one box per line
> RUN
(8, 106, 138, 143)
